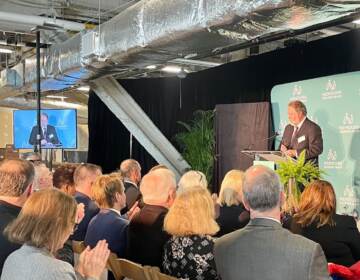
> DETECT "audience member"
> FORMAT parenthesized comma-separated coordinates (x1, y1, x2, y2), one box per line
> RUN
(127, 168, 176, 267)
(214, 165, 330, 280)
(53, 163, 79, 195)
(1, 188, 109, 280)
(149, 164, 169, 172)
(120, 159, 142, 211)
(163, 186, 219, 280)
(284, 180, 360, 266)
(216, 169, 249, 237)
(177, 170, 207, 194)
(85, 175, 128, 257)
(32, 162, 53, 191)
(0, 159, 34, 274)
(73, 163, 102, 241)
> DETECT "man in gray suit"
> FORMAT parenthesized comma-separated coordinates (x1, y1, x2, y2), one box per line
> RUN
(280, 100, 323, 165)
(214, 165, 330, 280)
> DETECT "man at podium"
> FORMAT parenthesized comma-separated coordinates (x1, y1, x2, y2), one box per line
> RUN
(280, 100, 323, 165)
(28, 113, 60, 148)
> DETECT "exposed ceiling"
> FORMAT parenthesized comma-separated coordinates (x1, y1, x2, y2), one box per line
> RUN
(0, 0, 360, 117)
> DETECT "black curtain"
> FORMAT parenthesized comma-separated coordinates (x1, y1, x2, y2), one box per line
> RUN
(88, 29, 360, 175)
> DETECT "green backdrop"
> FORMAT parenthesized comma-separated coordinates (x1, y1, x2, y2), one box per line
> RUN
(272, 71, 360, 222)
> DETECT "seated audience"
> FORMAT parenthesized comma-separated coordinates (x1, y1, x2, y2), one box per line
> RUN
(214, 165, 329, 280)
(53, 163, 81, 265)
(73, 163, 102, 241)
(120, 159, 142, 212)
(0, 159, 34, 274)
(177, 170, 208, 194)
(284, 180, 360, 266)
(1, 188, 109, 280)
(149, 164, 169, 172)
(163, 186, 219, 280)
(85, 175, 128, 257)
(216, 169, 249, 236)
(53, 163, 79, 195)
(32, 162, 53, 191)
(127, 168, 176, 267)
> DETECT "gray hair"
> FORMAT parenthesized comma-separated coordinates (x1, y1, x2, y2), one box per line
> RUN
(120, 159, 141, 179)
(73, 163, 102, 185)
(0, 159, 35, 196)
(243, 165, 283, 212)
(288, 100, 307, 116)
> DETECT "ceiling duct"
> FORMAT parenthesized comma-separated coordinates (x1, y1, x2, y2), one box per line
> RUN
(1, 0, 360, 96)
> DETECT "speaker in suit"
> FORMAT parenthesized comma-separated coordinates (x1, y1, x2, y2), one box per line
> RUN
(280, 101, 323, 165)
(29, 124, 60, 146)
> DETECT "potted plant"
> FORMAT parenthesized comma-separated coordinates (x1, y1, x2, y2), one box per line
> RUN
(276, 150, 324, 214)
(175, 110, 215, 184)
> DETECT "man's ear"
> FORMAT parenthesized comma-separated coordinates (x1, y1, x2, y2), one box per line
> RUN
(279, 191, 286, 208)
(26, 184, 33, 197)
(242, 198, 250, 211)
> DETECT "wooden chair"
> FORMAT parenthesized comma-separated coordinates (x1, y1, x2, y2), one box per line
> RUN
(72, 240, 86, 254)
(107, 255, 149, 280)
(143, 266, 178, 280)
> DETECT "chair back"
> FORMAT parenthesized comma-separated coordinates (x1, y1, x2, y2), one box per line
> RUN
(143, 266, 178, 280)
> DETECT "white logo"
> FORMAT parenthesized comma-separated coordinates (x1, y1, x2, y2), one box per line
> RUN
(322, 79, 342, 100)
(326, 79, 336, 91)
(327, 149, 337, 161)
(343, 113, 354, 125)
(293, 85, 302, 96)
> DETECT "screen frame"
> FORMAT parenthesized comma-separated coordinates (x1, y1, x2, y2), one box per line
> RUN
(12, 108, 78, 150)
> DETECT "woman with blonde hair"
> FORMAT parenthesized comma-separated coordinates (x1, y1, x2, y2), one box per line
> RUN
(216, 169, 249, 236)
(177, 170, 208, 194)
(1, 188, 109, 280)
(162, 186, 219, 280)
(284, 180, 360, 266)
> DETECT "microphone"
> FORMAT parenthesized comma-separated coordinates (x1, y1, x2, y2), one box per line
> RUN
(244, 131, 280, 151)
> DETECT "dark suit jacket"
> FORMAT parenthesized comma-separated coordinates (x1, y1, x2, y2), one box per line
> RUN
(0, 200, 21, 274)
(214, 218, 330, 280)
(85, 209, 128, 257)
(29, 125, 60, 146)
(284, 214, 360, 266)
(72, 191, 100, 241)
(126, 204, 170, 267)
(280, 118, 323, 164)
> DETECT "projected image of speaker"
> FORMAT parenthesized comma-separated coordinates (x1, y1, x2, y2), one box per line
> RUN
(13, 109, 77, 149)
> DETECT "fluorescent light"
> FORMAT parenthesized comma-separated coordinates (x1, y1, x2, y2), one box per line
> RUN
(354, 19, 360, 24)
(162, 65, 182, 73)
(0, 48, 13, 54)
(146, 65, 157, 70)
(77, 86, 90, 91)
(47, 95, 68, 99)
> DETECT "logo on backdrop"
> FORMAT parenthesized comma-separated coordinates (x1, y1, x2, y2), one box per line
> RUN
(339, 185, 359, 216)
(324, 148, 343, 169)
(322, 79, 342, 100)
(290, 84, 307, 102)
(339, 112, 360, 134)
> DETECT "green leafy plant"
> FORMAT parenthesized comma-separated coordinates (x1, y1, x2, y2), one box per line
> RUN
(276, 150, 324, 214)
(175, 110, 215, 184)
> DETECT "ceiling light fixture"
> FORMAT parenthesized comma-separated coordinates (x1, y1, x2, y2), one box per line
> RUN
(47, 95, 68, 99)
(0, 48, 13, 54)
(162, 65, 182, 73)
(77, 86, 90, 91)
(353, 19, 360, 24)
(146, 65, 157, 69)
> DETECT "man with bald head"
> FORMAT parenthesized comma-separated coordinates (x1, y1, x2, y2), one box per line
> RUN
(72, 163, 102, 241)
(127, 168, 176, 267)
(214, 165, 330, 280)
(0, 159, 34, 273)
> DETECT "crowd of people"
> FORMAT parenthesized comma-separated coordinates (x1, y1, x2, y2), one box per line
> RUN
(0, 157, 359, 280)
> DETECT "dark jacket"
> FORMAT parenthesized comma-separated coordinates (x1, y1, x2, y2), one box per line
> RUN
(216, 204, 250, 237)
(29, 125, 60, 146)
(284, 214, 360, 266)
(127, 204, 170, 267)
(0, 200, 21, 274)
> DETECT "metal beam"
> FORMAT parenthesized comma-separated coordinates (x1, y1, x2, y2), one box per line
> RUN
(90, 76, 190, 179)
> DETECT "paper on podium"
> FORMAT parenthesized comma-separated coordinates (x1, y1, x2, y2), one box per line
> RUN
(241, 150, 295, 164)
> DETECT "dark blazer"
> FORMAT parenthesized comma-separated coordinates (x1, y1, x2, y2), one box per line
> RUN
(127, 204, 170, 267)
(85, 209, 128, 257)
(215, 204, 250, 237)
(280, 118, 323, 164)
(214, 218, 329, 280)
(29, 125, 60, 145)
(284, 214, 360, 266)
(0, 200, 21, 274)
(72, 191, 99, 241)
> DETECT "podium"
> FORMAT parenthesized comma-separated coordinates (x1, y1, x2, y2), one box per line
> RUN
(241, 150, 294, 170)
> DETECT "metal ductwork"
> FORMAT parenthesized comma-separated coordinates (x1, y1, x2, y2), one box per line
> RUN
(1, 0, 360, 95)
